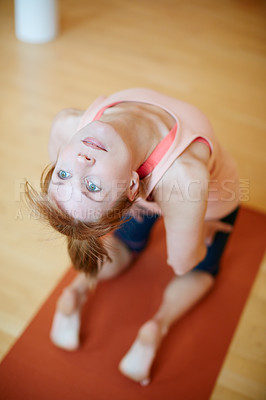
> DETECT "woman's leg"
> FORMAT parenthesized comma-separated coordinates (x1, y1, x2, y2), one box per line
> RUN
(50, 212, 160, 351)
(118, 207, 240, 385)
(50, 234, 136, 350)
(119, 270, 215, 385)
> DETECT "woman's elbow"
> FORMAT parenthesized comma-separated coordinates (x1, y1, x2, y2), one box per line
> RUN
(167, 245, 207, 276)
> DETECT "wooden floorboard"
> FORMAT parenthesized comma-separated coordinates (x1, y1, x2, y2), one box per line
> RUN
(0, 1, 265, 398)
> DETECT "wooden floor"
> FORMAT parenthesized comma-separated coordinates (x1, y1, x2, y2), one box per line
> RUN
(0, 0, 265, 398)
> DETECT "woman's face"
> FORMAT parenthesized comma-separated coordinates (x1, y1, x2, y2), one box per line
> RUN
(48, 121, 138, 221)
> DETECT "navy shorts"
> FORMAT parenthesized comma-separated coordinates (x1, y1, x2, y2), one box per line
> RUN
(113, 206, 240, 277)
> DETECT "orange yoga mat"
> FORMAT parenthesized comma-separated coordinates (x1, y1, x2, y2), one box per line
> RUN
(1, 206, 266, 400)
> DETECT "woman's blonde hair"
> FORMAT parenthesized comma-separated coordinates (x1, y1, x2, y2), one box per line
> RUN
(24, 165, 136, 278)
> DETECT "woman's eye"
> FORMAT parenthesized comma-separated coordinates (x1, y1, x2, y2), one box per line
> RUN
(57, 170, 71, 180)
(86, 181, 101, 192)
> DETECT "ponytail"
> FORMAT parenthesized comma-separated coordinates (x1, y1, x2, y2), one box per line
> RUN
(25, 164, 136, 279)
(67, 235, 111, 278)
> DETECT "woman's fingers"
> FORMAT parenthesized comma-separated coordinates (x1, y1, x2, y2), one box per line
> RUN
(205, 234, 214, 246)
(215, 221, 233, 233)
(205, 220, 233, 233)
(204, 220, 233, 246)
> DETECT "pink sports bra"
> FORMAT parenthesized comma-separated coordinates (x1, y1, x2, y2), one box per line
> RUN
(93, 101, 211, 180)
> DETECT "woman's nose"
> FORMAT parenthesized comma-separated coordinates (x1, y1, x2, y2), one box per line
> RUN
(76, 153, 95, 165)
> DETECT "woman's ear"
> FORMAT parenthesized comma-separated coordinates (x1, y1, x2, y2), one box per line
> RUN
(127, 171, 139, 201)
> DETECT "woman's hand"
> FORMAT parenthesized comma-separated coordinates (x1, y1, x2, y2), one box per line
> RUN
(203, 220, 233, 246)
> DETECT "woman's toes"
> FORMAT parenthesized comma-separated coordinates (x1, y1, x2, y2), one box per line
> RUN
(50, 287, 87, 351)
(50, 310, 81, 351)
(118, 320, 162, 384)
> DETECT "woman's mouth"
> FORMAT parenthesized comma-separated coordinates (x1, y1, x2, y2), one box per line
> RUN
(82, 137, 107, 151)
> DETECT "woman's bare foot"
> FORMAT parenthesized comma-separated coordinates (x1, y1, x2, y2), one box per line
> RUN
(118, 319, 166, 386)
(50, 287, 87, 351)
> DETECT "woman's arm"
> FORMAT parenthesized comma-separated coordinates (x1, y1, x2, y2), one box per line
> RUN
(48, 108, 85, 163)
(154, 142, 210, 275)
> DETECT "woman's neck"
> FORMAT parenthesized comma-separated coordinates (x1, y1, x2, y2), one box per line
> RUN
(99, 102, 175, 171)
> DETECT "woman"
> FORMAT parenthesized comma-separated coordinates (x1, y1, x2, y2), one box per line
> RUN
(25, 88, 240, 385)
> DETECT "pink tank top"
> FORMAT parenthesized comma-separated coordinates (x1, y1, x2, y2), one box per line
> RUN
(92, 101, 211, 180)
(78, 89, 239, 220)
